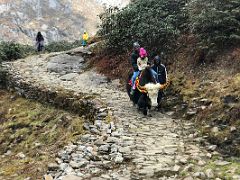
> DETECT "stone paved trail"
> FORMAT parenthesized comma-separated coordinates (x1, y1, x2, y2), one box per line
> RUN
(3, 47, 237, 180)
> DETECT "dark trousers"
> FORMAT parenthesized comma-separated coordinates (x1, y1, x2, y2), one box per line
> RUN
(157, 90, 164, 105)
(36, 41, 44, 52)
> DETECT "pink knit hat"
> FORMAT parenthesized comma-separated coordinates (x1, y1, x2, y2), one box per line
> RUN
(139, 48, 147, 58)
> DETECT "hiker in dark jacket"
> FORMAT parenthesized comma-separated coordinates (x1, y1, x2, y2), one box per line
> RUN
(36, 31, 44, 52)
(131, 42, 140, 72)
(152, 55, 168, 108)
(130, 42, 140, 94)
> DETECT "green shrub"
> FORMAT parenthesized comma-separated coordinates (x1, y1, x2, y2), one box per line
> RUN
(99, 0, 240, 60)
(0, 40, 83, 63)
(45, 40, 82, 53)
(0, 42, 35, 62)
(98, 0, 188, 55)
(188, 0, 240, 57)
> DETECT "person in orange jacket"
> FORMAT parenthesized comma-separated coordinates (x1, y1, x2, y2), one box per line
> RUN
(82, 31, 89, 47)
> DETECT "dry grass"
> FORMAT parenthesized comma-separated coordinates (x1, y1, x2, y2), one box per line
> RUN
(0, 90, 84, 180)
(171, 47, 240, 156)
(88, 52, 131, 85)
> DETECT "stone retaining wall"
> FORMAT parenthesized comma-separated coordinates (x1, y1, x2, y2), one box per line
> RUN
(0, 65, 7, 88)
(2, 64, 100, 121)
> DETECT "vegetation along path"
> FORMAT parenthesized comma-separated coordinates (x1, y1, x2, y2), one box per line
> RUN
(3, 47, 240, 180)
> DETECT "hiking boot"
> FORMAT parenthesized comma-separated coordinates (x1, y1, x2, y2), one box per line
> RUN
(157, 104, 161, 109)
(156, 104, 165, 113)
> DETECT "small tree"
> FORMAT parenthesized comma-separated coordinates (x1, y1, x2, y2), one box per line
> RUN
(98, 0, 188, 55)
(188, 0, 240, 59)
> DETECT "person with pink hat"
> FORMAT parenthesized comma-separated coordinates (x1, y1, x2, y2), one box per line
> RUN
(130, 47, 149, 95)
(137, 48, 149, 71)
(130, 47, 158, 96)
(137, 48, 159, 84)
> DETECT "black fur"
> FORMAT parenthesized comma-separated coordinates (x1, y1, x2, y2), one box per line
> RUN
(126, 72, 141, 105)
(126, 67, 155, 115)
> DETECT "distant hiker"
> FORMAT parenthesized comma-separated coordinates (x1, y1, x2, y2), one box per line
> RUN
(130, 42, 140, 95)
(82, 31, 89, 47)
(152, 55, 168, 109)
(36, 31, 44, 52)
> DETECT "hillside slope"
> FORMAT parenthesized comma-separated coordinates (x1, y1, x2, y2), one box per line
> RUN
(90, 42, 240, 157)
(1, 47, 239, 180)
(0, 0, 129, 44)
(92, 0, 240, 156)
